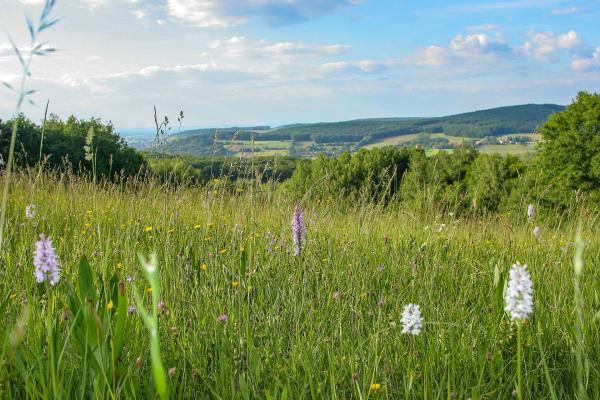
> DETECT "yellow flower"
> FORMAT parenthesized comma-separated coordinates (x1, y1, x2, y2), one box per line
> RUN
(107, 300, 114, 310)
(213, 178, 220, 183)
(116, 262, 123, 269)
(168, 228, 175, 234)
(212, 190, 218, 195)
(204, 236, 212, 241)
(200, 263, 208, 271)
(219, 249, 228, 255)
(231, 281, 239, 288)
(146, 287, 153, 293)
(206, 222, 214, 228)
(370, 383, 381, 391)
(194, 224, 202, 230)
(240, 245, 245, 252)
(144, 226, 153, 233)
(10, 293, 17, 299)
(236, 188, 244, 193)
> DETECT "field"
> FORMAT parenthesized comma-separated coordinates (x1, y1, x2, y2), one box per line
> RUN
(1, 172, 599, 398)
(216, 133, 539, 158)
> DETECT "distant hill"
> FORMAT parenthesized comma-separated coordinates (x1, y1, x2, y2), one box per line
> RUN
(159, 103, 564, 155)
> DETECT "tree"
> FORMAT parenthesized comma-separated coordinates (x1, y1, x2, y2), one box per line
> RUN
(534, 91, 600, 207)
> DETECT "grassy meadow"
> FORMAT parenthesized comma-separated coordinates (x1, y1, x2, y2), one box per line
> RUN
(0, 170, 599, 399)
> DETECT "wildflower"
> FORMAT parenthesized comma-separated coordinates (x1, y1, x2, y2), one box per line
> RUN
(194, 224, 202, 230)
(168, 367, 176, 377)
(219, 248, 228, 255)
(401, 304, 423, 336)
(33, 234, 60, 286)
(206, 222, 214, 228)
(25, 204, 36, 219)
(146, 287, 153, 293)
(231, 281, 239, 288)
(217, 314, 228, 323)
(533, 226, 540, 240)
(116, 262, 123, 269)
(292, 205, 306, 256)
(236, 188, 244, 193)
(158, 300, 166, 313)
(370, 383, 382, 391)
(377, 300, 385, 307)
(377, 264, 385, 272)
(144, 226, 153, 233)
(332, 291, 340, 300)
(527, 204, 535, 221)
(504, 262, 534, 321)
(126, 275, 134, 283)
(107, 300, 114, 310)
(200, 263, 208, 271)
(167, 228, 175, 234)
(128, 306, 137, 314)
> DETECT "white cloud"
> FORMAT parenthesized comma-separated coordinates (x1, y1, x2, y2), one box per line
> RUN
(466, 24, 499, 32)
(552, 6, 583, 14)
(319, 60, 388, 74)
(81, 0, 107, 9)
(522, 30, 582, 61)
(131, 9, 147, 19)
(208, 36, 350, 60)
(412, 33, 511, 67)
(166, 0, 361, 27)
(572, 47, 600, 71)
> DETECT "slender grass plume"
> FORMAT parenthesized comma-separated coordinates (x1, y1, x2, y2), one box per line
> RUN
(0, 0, 59, 248)
(292, 205, 306, 256)
(401, 303, 423, 336)
(505, 262, 534, 321)
(33, 234, 60, 285)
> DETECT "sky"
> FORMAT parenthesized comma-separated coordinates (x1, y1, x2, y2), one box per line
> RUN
(1, 0, 600, 129)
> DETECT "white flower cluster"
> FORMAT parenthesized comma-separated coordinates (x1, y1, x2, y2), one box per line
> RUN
(401, 303, 423, 336)
(504, 262, 533, 321)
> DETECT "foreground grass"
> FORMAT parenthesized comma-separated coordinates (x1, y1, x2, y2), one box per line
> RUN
(0, 172, 599, 399)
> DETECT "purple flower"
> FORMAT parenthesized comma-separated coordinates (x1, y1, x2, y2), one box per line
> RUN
(332, 291, 340, 300)
(217, 314, 228, 323)
(33, 234, 60, 286)
(527, 204, 536, 221)
(292, 205, 306, 256)
(128, 306, 137, 314)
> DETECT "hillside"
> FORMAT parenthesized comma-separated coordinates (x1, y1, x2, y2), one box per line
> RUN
(154, 103, 563, 156)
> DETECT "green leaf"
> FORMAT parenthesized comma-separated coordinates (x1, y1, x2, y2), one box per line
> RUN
(113, 281, 127, 360)
(77, 256, 96, 303)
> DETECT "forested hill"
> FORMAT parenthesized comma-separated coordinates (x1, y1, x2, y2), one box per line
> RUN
(171, 104, 564, 147)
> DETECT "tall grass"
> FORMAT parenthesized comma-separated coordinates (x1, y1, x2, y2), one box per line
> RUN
(0, 169, 598, 398)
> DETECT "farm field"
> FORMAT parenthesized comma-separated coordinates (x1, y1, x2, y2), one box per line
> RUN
(215, 133, 539, 158)
(1, 172, 598, 398)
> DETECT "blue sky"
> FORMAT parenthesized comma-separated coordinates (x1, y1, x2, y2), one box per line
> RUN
(1, 0, 600, 129)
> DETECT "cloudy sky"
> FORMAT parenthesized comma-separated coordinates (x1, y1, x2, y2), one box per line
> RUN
(1, 0, 600, 129)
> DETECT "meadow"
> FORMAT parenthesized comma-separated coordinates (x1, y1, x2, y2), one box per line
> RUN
(0, 170, 598, 399)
